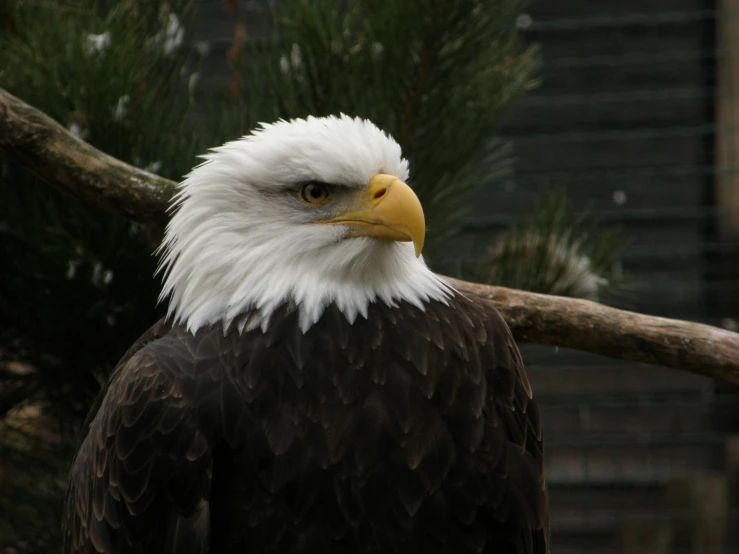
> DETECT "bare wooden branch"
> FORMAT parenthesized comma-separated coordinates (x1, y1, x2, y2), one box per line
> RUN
(445, 278, 739, 385)
(0, 88, 173, 225)
(2, 86, 738, 385)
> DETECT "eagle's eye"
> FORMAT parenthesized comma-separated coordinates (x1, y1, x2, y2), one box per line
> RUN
(299, 182, 331, 206)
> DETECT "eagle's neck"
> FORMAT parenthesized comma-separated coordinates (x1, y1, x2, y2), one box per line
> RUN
(158, 225, 453, 334)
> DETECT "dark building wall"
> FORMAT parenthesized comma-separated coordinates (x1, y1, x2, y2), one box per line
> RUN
(463, 0, 714, 321)
(479, 2, 733, 552)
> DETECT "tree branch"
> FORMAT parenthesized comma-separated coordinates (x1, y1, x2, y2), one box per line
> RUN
(0, 88, 173, 226)
(2, 86, 738, 385)
(445, 278, 739, 385)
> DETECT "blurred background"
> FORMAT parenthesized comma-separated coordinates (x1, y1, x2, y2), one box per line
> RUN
(0, 0, 738, 552)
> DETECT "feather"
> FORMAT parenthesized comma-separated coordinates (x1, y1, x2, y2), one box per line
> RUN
(64, 294, 548, 554)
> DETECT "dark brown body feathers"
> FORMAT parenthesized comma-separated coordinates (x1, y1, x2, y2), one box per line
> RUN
(63, 294, 549, 553)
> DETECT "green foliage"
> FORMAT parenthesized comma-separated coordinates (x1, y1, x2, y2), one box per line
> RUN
(0, 2, 208, 551)
(476, 188, 627, 300)
(0, 0, 204, 422)
(1, 0, 206, 174)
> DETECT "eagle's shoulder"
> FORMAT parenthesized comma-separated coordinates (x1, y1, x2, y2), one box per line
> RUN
(427, 291, 549, 553)
(74, 319, 173, 450)
(63, 321, 229, 554)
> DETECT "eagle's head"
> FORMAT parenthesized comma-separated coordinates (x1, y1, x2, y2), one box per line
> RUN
(158, 115, 451, 333)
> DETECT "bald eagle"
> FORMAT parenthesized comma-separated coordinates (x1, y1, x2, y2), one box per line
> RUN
(63, 116, 549, 554)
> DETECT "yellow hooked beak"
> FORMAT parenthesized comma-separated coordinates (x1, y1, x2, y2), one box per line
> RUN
(318, 174, 425, 257)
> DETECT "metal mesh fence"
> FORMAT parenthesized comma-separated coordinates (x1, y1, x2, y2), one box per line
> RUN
(467, 2, 739, 553)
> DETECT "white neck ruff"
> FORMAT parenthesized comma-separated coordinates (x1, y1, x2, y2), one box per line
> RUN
(159, 226, 452, 333)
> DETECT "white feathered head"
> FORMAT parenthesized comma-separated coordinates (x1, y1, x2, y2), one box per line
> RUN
(157, 115, 450, 333)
